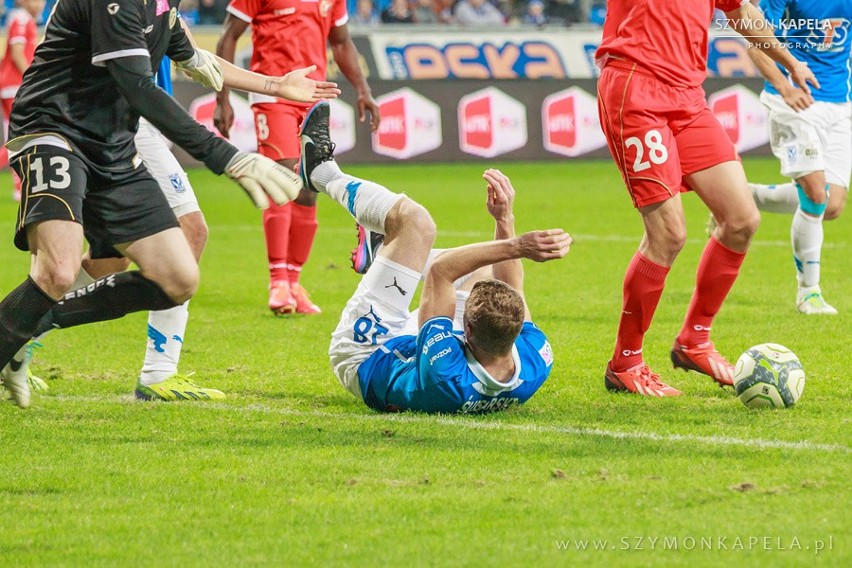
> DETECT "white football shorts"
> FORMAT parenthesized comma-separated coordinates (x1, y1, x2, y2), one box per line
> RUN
(134, 118, 201, 217)
(760, 91, 852, 189)
(329, 256, 422, 399)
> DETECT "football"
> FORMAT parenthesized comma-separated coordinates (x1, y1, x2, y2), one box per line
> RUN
(733, 344, 805, 408)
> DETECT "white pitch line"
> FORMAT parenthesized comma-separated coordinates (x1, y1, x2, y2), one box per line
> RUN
(52, 395, 849, 454)
(213, 226, 845, 249)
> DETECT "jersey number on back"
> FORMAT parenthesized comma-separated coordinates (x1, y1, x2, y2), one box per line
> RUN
(625, 130, 668, 173)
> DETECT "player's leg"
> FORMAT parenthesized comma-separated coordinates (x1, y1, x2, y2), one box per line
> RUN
(789, 170, 835, 313)
(596, 63, 683, 396)
(675, 106, 759, 385)
(127, 120, 222, 399)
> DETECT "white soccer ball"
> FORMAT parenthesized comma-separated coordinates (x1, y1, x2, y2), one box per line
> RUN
(732, 343, 805, 409)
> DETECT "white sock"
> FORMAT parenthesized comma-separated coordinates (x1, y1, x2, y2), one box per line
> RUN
(312, 161, 403, 234)
(791, 208, 823, 289)
(140, 301, 189, 385)
(751, 182, 799, 214)
(71, 267, 96, 290)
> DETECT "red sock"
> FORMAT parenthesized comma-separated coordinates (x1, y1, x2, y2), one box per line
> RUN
(678, 237, 746, 347)
(263, 202, 292, 285)
(286, 202, 318, 284)
(612, 252, 670, 371)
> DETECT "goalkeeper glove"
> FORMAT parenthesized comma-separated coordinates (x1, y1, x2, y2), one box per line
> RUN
(175, 49, 224, 91)
(225, 152, 303, 208)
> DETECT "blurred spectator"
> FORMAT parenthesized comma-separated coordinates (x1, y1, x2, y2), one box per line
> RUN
(546, 0, 583, 26)
(413, 0, 440, 24)
(521, 0, 547, 26)
(381, 0, 414, 23)
(197, 0, 228, 25)
(434, 0, 456, 23)
(588, 1, 606, 25)
(353, 0, 381, 25)
(454, 0, 505, 26)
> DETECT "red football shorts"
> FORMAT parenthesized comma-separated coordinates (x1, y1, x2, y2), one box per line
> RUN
(251, 102, 309, 161)
(597, 60, 738, 208)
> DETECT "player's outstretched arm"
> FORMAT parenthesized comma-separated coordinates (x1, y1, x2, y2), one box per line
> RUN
(727, 2, 820, 93)
(747, 47, 813, 112)
(178, 20, 340, 104)
(217, 62, 342, 104)
(419, 230, 571, 327)
(329, 24, 381, 131)
(105, 57, 301, 208)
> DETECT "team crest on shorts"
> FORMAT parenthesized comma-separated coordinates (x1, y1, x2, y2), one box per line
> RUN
(787, 146, 798, 163)
(169, 173, 186, 193)
(320, 0, 332, 17)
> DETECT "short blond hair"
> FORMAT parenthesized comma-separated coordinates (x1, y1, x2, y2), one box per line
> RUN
(463, 280, 525, 355)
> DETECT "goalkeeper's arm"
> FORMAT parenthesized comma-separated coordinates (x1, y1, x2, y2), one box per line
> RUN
(105, 56, 300, 207)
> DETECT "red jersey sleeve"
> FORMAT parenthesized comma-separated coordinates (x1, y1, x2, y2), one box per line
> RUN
(715, 0, 747, 12)
(6, 16, 30, 44)
(332, 0, 349, 27)
(227, 0, 261, 22)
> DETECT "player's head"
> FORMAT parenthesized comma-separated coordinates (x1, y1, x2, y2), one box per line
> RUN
(463, 280, 525, 357)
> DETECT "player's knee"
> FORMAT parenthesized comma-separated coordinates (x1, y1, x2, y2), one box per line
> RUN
(396, 199, 436, 246)
(158, 263, 199, 304)
(32, 262, 80, 299)
(824, 188, 847, 221)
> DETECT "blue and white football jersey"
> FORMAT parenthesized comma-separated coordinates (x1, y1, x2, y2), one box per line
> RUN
(357, 317, 554, 414)
(761, 0, 852, 102)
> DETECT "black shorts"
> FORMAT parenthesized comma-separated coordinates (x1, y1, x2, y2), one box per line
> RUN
(11, 144, 179, 258)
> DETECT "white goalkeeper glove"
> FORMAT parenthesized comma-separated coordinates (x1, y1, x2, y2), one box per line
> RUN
(175, 49, 224, 92)
(225, 152, 303, 208)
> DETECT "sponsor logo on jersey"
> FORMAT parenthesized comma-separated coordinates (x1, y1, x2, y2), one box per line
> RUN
(155, 0, 169, 16)
(169, 173, 185, 193)
(107, 3, 119, 15)
(542, 87, 606, 157)
(538, 341, 554, 366)
(422, 331, 454, 355)
(372, 88, 441, 159)
(458, 87, 527, 158)
(428, 347, 452, 366)
(806, 18, 849, 51)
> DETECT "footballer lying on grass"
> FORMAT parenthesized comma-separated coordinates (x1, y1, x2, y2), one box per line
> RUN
(300, 101, 570, 414)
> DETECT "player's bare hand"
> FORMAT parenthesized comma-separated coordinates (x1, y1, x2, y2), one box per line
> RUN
(483, 168, 515, 221)
(780, 86, 813, 112)
(277, 66, 342, 103)
(515, 229, 572, 262)
(358, 92, 381, 131)
(789, 61, 820, 94)
(214, 98, 235, 138)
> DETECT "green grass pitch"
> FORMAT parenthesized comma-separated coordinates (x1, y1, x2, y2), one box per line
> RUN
(0, 159, 848, 566)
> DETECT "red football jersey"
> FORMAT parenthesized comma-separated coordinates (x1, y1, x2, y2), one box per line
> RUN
(226, 0, 348, 81)
(596, 0, 747, 88)
(0, 9, 38, 97)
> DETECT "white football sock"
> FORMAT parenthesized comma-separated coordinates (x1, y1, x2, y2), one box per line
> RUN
(71, 267, 96, 290)
(751, 182, 799, 214)
(140, 301, 189, 385)
(791, 208, 823, 289)
(311, 161, 403, 234)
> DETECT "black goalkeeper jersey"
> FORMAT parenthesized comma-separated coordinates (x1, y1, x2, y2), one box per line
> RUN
(8, 0, 233, 172)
